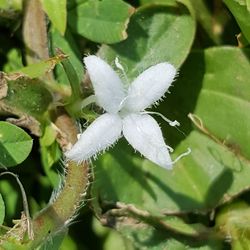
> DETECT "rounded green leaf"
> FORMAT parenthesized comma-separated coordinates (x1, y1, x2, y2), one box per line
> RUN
(68, 0, 135, 44)
(0, 122, 33, 167)
(98, 2, 196, 80)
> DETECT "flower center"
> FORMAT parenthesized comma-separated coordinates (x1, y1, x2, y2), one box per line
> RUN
(118, 108, 131, 118)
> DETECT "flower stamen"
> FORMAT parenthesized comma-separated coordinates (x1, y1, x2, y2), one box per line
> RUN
(172, 148, 192, 165)
(142, 111, 180, 127)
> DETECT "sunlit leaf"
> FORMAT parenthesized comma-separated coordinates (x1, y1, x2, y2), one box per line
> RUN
(68, 0, 135, 43)
(99, 2, 196, 79)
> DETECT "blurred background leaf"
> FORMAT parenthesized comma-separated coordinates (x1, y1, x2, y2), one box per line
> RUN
(224, 0, 250, 43)
(0, 194, 5, 225)
(40, 0, 67, 35)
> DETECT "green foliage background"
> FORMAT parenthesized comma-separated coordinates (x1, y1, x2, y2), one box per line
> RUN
(0, 0, 250, 249)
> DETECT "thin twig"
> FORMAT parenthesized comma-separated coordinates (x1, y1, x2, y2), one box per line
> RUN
(0, 171, 34, 239)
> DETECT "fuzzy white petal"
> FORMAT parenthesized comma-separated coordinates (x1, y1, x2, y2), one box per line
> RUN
(66, 113, 122, 162)
(123, 114, 172, 169)
(84, 55, 125, 114)
(123, 63, 176, 112)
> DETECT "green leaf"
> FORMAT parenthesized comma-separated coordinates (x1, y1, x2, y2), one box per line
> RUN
(233, 0, 250, 11)
(103, 230, 133, 250)
(3, 77, 53, 119)
(223, 0, 250, 43)
(0, 180, 19, 221)
(60, 234, 78, 250)
(50, 28, 84, 88)
(193, 47, 250, 159)
(0, 194, 5, 225)
(39, 123, 61, 188)
(67, 0, 87, 10)
(0, 121, 33, 167)
(140, 0, 175, 4)
(12, 54, 67, 79)
(60, 57, 82, 100)
(114, 217, 223, 249)
(68, 0, 135, 44)
(92, 47, 250, 215)
(92, 131, 250, 215)
(0, 240, 28, 250)
(98, 1, 196, 79)
(40, 0, 67, 35)
(189, 0, 221, 44)
(0, 0, 22, 10)
(40, 139, 61, 188)
(3, 49, 23, 73)
(39, 122, 57, 147)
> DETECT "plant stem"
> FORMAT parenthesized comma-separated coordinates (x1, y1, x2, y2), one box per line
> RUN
(30, 162, 88, 248)
(29, 109, 89, 248)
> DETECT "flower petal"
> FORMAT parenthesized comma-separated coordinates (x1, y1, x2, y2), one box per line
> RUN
(66, 113, 122, 162)
(123, 63, 176, 112)
(123, 114, 172, 169)
(84, 55, 125, 113)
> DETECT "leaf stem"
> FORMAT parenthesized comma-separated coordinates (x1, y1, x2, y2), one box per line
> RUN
(0, 171, 33, 240)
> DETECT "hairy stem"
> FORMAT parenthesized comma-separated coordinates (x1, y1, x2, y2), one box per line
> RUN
(29, 109, 89, 248)
(30, 162, 88, 248)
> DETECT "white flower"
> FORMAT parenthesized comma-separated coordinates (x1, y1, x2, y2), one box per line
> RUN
(66, 55, 182, 169)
